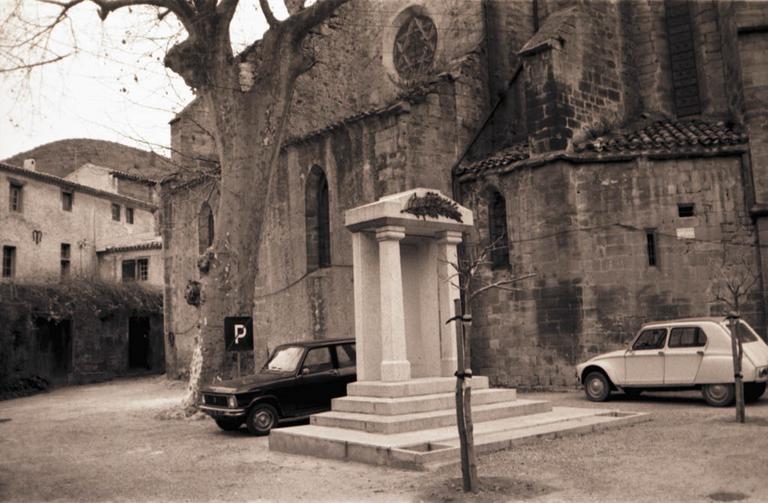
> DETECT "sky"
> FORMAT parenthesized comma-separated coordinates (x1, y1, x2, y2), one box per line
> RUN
(0, 0, 291, 160)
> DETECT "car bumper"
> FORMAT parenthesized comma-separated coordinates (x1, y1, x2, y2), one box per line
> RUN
(199, 404, 247, 418)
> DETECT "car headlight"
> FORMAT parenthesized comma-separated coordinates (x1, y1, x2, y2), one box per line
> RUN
(758, 367, 768, 378)
(228, 395, 238, 408)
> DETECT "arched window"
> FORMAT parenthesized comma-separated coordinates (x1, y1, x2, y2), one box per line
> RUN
(393, 11, 437, 79)
(487, 189, 509, 268)
(198, 202, 214, 254)
(306, 167, 331, 271)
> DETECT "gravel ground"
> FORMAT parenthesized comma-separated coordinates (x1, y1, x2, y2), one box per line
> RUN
(0, 376, 766, 502)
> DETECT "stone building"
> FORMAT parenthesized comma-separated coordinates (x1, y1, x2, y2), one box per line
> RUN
(0, 156, 167, 393)
(163, 0, 768, 387)
(0, 160, 162, 286)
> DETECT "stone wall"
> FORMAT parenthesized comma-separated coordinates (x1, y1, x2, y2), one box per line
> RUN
(97, 248, 164, 287)
(461, 154, 762, 387)
(164, 0, 495, 377)
(161, 179, 219, 378)
(0, 285, 164, 390)
(521, 3, 626, 153)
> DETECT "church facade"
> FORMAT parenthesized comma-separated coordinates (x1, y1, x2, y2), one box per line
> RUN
(162, 0, 768, 387)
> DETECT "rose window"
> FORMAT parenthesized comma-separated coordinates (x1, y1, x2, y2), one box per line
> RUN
(393, 14, 437, 79)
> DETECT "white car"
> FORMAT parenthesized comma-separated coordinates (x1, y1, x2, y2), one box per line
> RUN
(576, 317, 768, 406)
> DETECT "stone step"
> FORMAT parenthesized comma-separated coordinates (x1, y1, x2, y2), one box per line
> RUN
(389, 409, 650, 469)
(332, 388, 517, 416)
(347, 376, 490, 398)
(311, 398, 551, 434)
(269, 407, 650, 470)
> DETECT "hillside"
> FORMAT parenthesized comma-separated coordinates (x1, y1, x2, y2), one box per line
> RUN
(3, 139, 177, 181)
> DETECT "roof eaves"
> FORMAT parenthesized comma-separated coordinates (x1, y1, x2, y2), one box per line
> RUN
(456, 144, 747, 183)
(97, 240, 163, 254)
(110, 169, 158, 184)
(0, 162, 157, 211)
(282, 74, 453, 149)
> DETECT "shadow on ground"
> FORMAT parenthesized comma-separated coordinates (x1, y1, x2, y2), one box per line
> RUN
(418, 476, 556, 502)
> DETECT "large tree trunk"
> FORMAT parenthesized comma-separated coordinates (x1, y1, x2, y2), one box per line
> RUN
(179, 0, 352, 411)
(182, 76, 294, 409)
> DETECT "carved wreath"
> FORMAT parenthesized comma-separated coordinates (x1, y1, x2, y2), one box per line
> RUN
(401, 192, 463, 222)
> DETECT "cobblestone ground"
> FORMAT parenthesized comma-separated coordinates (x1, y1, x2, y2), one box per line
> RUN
(0, 376, 766, 502)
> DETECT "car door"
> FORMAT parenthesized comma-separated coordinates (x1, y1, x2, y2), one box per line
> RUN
(625, 328, 667, 384)
(294, 346, 338, 413)
(664, 326, 707, 384)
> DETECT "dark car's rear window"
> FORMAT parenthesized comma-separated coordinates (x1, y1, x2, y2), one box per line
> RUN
(336, 343, 356, 368)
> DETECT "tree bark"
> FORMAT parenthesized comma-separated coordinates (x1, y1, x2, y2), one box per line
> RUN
(453, 299, 477, 492)
(730, 314, 746, 423)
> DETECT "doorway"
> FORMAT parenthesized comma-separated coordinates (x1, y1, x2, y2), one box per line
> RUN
(35, 318, 73, 383)
(128, 317, 151, 369)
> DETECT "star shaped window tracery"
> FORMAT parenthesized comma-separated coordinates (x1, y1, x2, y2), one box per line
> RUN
(393, 14, 437, 79)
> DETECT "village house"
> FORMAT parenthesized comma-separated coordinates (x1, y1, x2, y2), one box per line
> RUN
(0, 156, 166, 393)
(162, 0, 768, 388)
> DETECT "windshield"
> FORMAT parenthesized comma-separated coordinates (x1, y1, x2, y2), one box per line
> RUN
(264, 346, 304, 372)
(723, 320, 760, 343)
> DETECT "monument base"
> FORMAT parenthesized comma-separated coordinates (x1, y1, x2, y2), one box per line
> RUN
(269, 377, 649, 470)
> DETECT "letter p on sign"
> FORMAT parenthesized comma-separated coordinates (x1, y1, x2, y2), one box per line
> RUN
(234, 324, 247, 344)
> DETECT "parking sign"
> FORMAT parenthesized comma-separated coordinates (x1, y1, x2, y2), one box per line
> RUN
(224, 317, 253, 351)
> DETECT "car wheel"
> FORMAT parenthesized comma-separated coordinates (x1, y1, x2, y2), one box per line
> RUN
(623, 388, 643, 399)
(744, 382, 766, 403)
(215, 417, 243, 431)
(702, 383, 735, 407)
(246, 403, 278, 435)
(584, 371, 611, 402)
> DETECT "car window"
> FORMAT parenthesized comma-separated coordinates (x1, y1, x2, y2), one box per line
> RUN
(302, 347, 333, 373)
(725, 321, 759, 343)
(668, 327, 707, 348)
(265, 346, 304, 372)
(336, 343, 356, 369)
(632, 329, 667, 350)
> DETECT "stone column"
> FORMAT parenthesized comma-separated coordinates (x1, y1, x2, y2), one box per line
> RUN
(437, 230, 463, 377)
(351, 232, 381, 381)
(376, 225, 411, 382)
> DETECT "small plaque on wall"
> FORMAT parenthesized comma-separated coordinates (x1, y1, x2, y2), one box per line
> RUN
(676, 227, 695, 240)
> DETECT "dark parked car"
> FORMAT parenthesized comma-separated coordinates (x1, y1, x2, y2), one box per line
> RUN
(199, 338, 356, 435)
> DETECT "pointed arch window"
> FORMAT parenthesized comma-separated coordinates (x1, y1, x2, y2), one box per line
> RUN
(199, 202, 214, 254)
(306, 167, 331, 271)
(487, 189, 509, 268)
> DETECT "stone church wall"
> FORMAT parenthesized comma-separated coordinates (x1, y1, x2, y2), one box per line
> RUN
(462, 154, 761, 388)
(163, 0, 768, 389)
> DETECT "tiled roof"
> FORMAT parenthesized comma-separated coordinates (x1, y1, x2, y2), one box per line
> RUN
(454, 143, 530, 176)
(574, 118, 747, 154)
(109, 169, 158, 184)
(97, 239, 162, 254)
(0, 162, 156, 210)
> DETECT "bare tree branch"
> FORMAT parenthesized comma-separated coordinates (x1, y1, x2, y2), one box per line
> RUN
(287, 0, 348, 40)
(258, 0, 279, 28)
(470, 273, 536, 300)
(0, 52, 72, 73)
